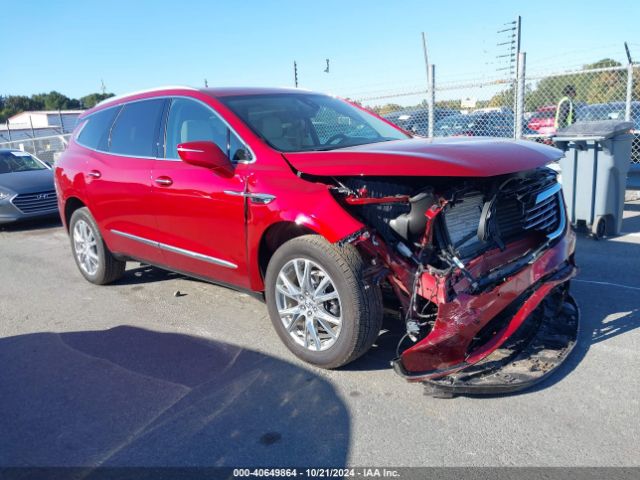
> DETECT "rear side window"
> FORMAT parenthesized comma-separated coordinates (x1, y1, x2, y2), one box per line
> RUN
(109, 99, 165, 157)
(76, 107, 119, 150)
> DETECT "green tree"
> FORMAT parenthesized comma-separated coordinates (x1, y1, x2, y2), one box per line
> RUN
(376, 103, 404, 115)
(0, 91, 114, 123)
(525, 58, 624, 111)
(79, 92, 115, 108)
(487, 83, 515, 109)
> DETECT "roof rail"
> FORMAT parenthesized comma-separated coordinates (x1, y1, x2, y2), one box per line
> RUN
(95, 85, 198, 107)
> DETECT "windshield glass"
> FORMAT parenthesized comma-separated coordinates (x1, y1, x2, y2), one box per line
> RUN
(0, 151, 48, 174)
(220, 93, 409, 152)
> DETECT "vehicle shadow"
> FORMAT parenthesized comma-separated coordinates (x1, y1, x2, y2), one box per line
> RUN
(623, 200, 640, 212)
(115, 264, 186, 286)
(0, 326, 350, 469)
(0, 216, 61, 232)
(620, 209, 640, 233)
(346, 313, 405, 372)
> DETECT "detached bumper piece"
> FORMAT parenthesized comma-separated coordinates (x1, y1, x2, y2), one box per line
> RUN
(397, 288, 579, 397)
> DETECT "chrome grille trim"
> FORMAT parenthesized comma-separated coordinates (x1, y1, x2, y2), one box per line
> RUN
(11, 190, 58, 214)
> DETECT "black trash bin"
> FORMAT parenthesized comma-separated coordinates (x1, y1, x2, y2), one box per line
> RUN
(554, 120, 634, 238)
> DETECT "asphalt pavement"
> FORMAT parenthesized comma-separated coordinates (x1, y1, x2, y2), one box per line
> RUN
(1, 204, 639, 467)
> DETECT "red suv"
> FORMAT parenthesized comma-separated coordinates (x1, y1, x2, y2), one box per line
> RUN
(56, 87, 578, 394)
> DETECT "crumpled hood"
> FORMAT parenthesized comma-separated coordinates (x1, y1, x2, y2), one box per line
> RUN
(0, 169, 54, 194)
(283, 137, 563, 177)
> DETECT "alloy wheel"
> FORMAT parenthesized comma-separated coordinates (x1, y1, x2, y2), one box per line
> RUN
(73, 219, 99, 276)
(275, 258, 343, 351)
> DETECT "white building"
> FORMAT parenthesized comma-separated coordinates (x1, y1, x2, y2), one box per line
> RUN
(0, 110, 83, 142)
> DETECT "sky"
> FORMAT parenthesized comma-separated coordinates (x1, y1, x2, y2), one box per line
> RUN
(2, 0, 639, 100)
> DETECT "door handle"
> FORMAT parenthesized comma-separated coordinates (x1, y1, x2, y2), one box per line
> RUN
(87, 170, 101, 179)
(154, 176, 173, 186)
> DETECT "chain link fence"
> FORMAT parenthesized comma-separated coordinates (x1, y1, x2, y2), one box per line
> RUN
(353, 60, 640, 172)
(0, 134, 71, 165)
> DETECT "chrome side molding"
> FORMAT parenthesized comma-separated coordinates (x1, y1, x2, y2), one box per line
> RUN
(110, 229, 238, 269)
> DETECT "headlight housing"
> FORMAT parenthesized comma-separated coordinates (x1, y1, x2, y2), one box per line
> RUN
(0, 187, 16, 201)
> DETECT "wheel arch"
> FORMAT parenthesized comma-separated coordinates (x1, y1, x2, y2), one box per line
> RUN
(257, 221, 316, 282)
(63, 196, 87, 231)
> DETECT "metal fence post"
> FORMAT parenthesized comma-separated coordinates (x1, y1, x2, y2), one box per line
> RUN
(428, 64, 435, 137)
(515, 52, 526, 139)
(29, 116, 37, 154)
(625, 63, 633, 122)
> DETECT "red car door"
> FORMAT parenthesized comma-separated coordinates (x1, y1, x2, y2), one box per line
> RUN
(82, 98, 166, 265)
(150, 97, 253, 288)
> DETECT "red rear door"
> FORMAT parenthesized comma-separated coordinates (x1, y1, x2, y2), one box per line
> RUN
(82, 98, 167, 264)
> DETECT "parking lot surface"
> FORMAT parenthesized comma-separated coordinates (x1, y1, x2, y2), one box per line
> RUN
(1, 204, 639, 467)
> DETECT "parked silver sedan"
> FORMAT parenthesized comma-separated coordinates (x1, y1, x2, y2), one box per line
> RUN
(0, 149, 58, 224)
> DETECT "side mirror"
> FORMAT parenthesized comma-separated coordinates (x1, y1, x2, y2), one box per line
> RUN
(177, 141, 233, 176)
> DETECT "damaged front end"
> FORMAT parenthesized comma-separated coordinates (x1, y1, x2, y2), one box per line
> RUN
(331, 167, 579, 395)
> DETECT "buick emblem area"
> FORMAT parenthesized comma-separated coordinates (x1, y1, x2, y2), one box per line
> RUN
(36, 193, 52, 200)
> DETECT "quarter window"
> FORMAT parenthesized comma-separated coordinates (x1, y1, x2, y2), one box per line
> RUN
(76, 106, 120, 150)
(165, 98, 251, 162)
(109, 99, 165, 157)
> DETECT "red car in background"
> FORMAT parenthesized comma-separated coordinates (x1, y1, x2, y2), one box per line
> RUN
(527, 105, 557, 136)
(55, 86, 578, 395)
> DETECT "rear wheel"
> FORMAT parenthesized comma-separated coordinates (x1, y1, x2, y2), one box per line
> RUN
(265, 235, 383, 369)
(69, 207, 125, 285)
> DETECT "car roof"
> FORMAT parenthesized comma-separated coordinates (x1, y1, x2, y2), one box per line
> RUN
(85, 85, 325, 118)
(201, 86, 310, 97)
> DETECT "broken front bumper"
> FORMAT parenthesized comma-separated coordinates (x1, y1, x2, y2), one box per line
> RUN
(392, 229, 578, 394)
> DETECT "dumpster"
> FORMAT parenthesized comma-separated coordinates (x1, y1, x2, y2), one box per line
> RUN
(554, 120, 634, 238)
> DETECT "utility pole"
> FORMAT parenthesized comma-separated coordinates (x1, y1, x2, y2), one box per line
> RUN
(513, 16, 522, 136)
(293, 61, 299, 88)
(421, 32, 435, 137)
(496, 16, 520, 78)
(497, 16, 522, 135)
(100, 79, 106, 95)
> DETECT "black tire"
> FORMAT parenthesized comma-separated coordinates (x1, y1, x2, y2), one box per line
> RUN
(591, 216, 607, 240)
(69, 207, 125, 285)
(265, 235, 383, 369)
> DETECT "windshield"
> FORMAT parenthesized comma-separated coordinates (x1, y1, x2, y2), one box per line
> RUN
(0, 151, 48, 174)
(220, 93, 409, 152)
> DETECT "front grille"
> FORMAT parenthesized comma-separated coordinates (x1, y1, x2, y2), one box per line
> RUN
(494, 181, 563, 240)
(443, 170, 565, 258)
(12, 190, 58, 214)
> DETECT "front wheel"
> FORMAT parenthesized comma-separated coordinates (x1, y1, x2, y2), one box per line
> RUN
(265, 235, 383, 369)
(69, 207, 125, 285)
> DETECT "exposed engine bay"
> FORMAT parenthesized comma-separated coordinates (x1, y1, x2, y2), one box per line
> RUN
(326, 166, 578, 394)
